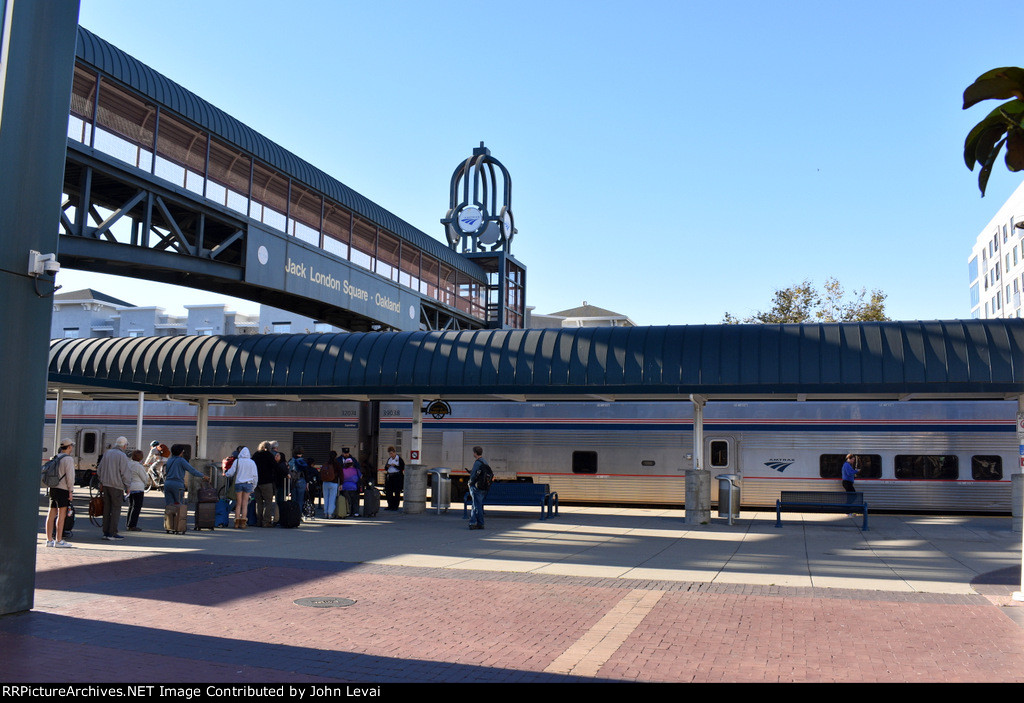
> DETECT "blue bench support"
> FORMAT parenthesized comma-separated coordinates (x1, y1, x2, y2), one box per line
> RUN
(463, 482, 558, 520)
(775, 490, 868, 531)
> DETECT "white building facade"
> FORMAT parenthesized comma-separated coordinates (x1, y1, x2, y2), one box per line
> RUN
(969, 180, 1024, 319)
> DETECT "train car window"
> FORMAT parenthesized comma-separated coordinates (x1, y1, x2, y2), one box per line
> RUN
(572, 451, 598, 474)
(971, 456, 1003, 481)
(819, 455, 882, 479)
(709, 441, 729, 468)
(894, 455, 959, 480)
(81, 432, 96, 455)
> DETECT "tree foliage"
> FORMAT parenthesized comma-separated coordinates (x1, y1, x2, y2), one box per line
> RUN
(723, 278, 889, 324)
(963, 67, 1024, 196)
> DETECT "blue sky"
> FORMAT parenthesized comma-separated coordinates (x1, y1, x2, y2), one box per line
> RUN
(63, 0, 1024, 325)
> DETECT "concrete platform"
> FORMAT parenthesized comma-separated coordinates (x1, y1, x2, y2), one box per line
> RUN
(3, 493, 1024, 683)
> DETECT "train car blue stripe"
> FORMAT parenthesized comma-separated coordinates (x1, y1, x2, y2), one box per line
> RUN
(378, 420, 1012, 433)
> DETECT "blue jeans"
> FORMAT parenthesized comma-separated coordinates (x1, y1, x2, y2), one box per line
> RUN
(293, 478, 306, 510)
(323, 482, 339, 517)
(164, 479, 185, 506)
(469, 486, 487, 527)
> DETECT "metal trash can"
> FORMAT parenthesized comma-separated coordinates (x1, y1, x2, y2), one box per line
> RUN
(427, 468, 452, 514)
(716, 473, 741, 525)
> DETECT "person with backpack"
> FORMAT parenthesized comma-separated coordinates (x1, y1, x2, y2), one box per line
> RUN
(143, 440, 169, 490)
(44, 439, 77, 547)
(289, 447, 311, 512)
(467, 445, 492, 530)
(320, 450, 341, 519)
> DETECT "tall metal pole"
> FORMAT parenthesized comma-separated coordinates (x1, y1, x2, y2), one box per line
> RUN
(0, 0, 81, 615)
(52, 387, 64, 454)
(135, 391, 145, 453)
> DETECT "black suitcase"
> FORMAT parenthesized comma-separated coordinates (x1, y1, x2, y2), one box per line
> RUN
(194, 501, 216, 530)
(361, 485, 381, 517)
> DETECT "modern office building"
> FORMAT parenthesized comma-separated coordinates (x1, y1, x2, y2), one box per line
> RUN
(969, 180, 1024, 318)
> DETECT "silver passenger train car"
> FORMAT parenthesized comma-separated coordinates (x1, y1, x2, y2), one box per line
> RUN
(44, 398, 1017, 512)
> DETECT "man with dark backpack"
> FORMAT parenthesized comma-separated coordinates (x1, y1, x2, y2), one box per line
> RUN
(468, 445, 492, 530)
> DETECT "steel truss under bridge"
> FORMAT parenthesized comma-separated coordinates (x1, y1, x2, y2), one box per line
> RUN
(59, 141, 483, 333)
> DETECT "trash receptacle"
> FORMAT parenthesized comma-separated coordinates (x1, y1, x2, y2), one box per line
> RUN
(716, 473, 741, 525)
(427, 468, 451, 514)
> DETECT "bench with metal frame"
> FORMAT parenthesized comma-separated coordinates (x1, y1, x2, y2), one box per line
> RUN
(775, 490, 868, 530)
(463, 482, 559, 520)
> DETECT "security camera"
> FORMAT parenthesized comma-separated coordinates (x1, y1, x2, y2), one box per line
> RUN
(27, 250, 60, 276)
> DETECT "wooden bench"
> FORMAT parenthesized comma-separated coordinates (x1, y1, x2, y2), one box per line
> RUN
(775, 490, 868, 530)
(463, 482, 559, 520)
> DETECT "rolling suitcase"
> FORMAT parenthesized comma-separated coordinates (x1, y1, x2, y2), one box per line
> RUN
(279, 498, 302, 528)
(361, 485, 381, 517)
(164, 503, 187, 534)
(279, 475, 301, 528)
(215, 499, 230, 527)
(333, 494, 348, 518)
(194, 501, 216, 530)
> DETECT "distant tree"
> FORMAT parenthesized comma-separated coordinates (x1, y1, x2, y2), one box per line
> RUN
(963, 67, 1024, 196)
(723, 278, 889, 324)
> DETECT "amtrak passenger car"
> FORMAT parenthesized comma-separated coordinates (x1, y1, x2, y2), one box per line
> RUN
(44, 398, 1016, 512)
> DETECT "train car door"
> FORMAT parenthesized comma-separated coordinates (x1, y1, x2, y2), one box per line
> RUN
(442, 431, 464, 470)
(707, 436, 736, 505)
(706, 436, 736, 473)
(75, 427, 102, 487)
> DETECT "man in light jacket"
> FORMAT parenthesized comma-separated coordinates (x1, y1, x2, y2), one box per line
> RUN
(96, 436, 132, 541)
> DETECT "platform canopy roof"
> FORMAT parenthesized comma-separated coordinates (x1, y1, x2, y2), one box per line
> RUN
(46, 320, 1024, 403)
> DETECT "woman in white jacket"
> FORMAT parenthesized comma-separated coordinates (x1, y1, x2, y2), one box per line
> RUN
(225, 446, 258, 529)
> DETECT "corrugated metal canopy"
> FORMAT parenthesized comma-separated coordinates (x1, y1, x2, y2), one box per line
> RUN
(47, 320, 1024, 401)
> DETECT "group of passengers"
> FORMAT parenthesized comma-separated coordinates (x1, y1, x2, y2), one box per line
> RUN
(222, 442, 379, 527)
(44, 435, 201, 546)
(43, 438, 404, 545)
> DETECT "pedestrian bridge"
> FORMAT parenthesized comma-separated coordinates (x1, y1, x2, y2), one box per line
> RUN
(60, 27, 513, 332)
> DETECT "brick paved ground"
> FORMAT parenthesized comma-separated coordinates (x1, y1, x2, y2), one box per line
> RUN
(3, 545, 1024, 683)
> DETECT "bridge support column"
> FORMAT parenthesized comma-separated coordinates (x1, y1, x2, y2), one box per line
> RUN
(0, 0, 80, 616)
(685, 394, 710, 525)
(404, 398, 426, 514)
(195, 397, 209, 460)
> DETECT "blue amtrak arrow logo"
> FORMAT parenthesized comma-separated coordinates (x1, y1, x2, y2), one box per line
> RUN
(764, 461, 793, 473)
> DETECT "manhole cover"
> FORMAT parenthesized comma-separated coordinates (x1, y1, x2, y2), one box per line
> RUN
(294, 597, 356, 608)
